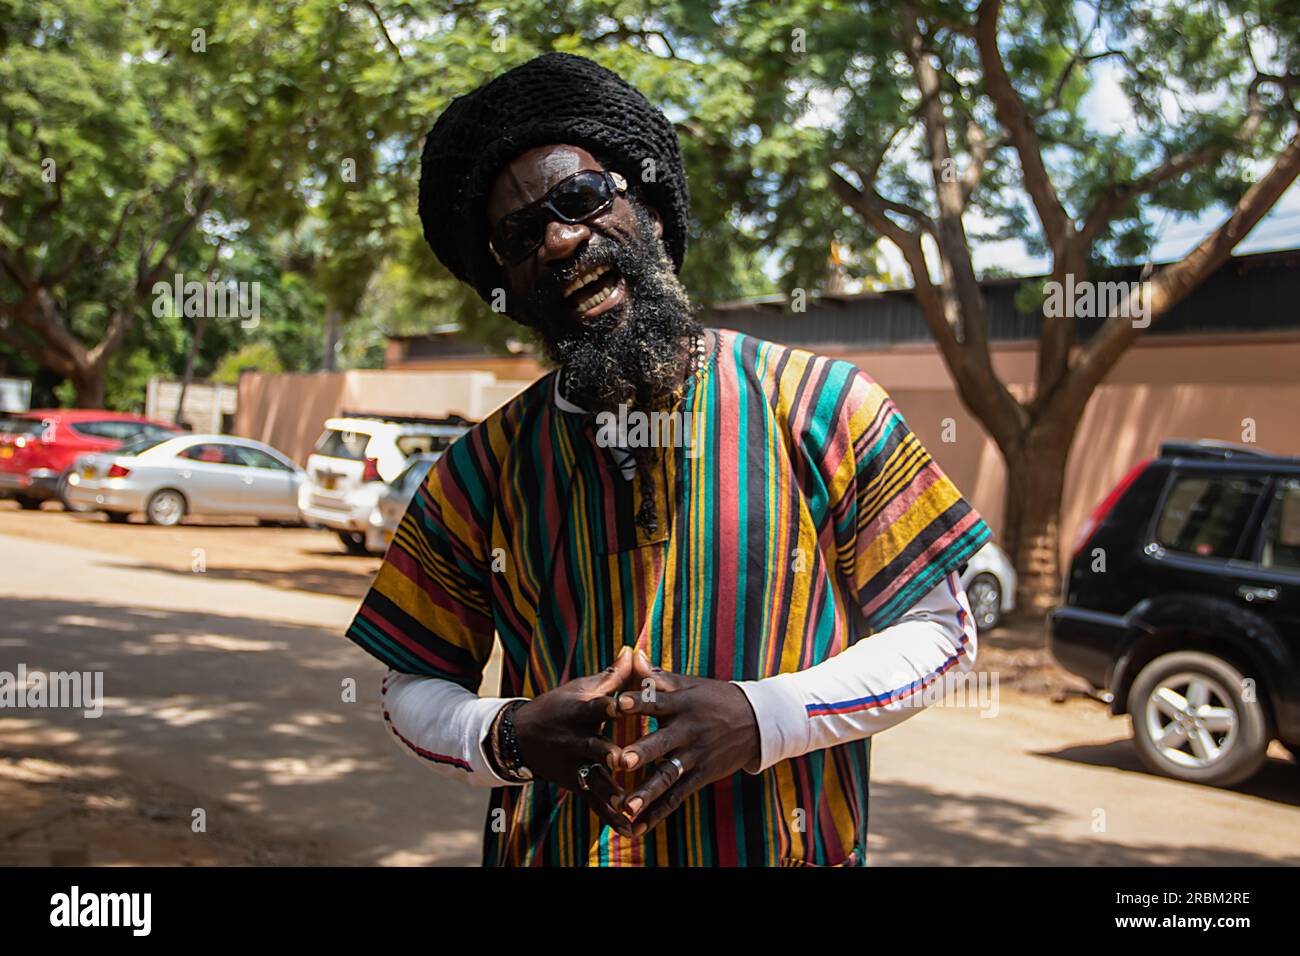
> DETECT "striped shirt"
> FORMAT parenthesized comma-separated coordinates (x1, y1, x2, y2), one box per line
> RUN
(346, 329, 991, 865)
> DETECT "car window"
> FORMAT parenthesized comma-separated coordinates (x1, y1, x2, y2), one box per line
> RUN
(395, 433, 458, 457)
(115, 435, 170, 457)
(396, 457, 436, 492)
(179, 442, 241, 465)
(71, 420, 140, 441)
(233, 446, 291, 471)
(1, 418, 45, 436)
(1259, 480, 1300, 571)
(315, 428, 371, 460)
(1154, 475, 1264, 559)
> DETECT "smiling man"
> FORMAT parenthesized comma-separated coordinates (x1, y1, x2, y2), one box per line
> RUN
(345, 52, 991, 866)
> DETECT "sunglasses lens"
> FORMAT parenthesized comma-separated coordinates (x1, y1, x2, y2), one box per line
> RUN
(491, 171, 617, 264)
(494, 211, 543, 264)
(549, 171, 613, 220)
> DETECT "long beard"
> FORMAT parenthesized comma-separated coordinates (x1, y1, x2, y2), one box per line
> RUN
(518, 203, 702, 414)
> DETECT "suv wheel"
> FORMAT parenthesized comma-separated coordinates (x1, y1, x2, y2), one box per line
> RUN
(966, 573, 1002, 631)
(1128, 651, 1268, 787)
(337, 530, 371, 556)
(15, 495, 41, 510)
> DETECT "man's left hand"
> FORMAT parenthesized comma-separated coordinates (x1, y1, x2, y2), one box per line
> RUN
(612, 650, 761, 836)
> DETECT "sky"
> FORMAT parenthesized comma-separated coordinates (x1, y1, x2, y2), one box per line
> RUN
(962, 59, 1300, 279)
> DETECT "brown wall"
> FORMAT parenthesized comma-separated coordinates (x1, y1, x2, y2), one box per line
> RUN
(819, 332, 1300, 559)
(241, 330, 1300, 562)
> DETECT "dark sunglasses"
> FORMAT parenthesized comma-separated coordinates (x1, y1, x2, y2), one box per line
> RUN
(489, 169, 628, 266)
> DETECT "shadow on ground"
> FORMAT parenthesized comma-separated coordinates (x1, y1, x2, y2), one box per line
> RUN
(868, 776, 1300, 866)
(1038, 739, 1300, 808)
(0, 596, 487, 866)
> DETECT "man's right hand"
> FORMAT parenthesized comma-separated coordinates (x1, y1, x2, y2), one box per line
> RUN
(511, 644, 635, 837)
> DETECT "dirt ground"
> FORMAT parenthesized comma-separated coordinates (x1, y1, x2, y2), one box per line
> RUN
(3, 501, 1295, 867)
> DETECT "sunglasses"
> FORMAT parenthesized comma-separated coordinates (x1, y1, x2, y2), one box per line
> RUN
(489, 169, 628, 266)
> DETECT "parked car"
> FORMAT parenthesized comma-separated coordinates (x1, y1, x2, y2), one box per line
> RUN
(1050, 439, 1300, 787)
(368, 453, 441, 554)
(299, 416, 471, 554)
(64, 433, 304, 526)
(0, 409, 181, 509)
(959, 541, 1017, 631)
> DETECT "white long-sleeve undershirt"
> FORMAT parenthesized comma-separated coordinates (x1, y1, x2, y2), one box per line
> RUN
(380, 569, 977, 786)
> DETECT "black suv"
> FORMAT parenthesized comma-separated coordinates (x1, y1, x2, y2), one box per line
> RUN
(1050, 440, 1300, 787)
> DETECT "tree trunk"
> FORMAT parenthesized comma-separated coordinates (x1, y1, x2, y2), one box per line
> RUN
(70, 368, 106, 408)
(321, 309, 341, 371)
(1000, 414, 1079, 617)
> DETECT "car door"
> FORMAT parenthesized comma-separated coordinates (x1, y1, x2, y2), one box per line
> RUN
(1244, 477, 1300, 641)
(173, 442, 245, 515)
(229, 445, 300, 519)
(1140, 468, 1271, 607)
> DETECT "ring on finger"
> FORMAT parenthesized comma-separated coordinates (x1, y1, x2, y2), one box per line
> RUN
(667, 755, 684, 780)
(577, 764, 597, 791)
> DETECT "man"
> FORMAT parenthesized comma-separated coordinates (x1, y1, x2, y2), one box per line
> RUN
(346, 52, 991, 866)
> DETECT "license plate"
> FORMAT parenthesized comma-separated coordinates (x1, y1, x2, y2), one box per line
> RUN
(320, 474, 337, 491)
(0, 447, 11, 459)
(82, 466, 96, 479)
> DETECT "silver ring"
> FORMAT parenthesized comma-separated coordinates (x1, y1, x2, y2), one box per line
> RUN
(577, 764, 595, 791)
(667, 755, 685, 780)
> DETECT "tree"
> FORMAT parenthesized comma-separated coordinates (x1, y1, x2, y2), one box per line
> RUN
(0, 0, 220, 406)
(400, 1, 1300, 612)
(682, 0, 1300, 613)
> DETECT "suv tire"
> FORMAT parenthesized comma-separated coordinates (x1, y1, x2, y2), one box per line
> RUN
(337, 530, 371, 556)
(1128, 650, 1268, 787)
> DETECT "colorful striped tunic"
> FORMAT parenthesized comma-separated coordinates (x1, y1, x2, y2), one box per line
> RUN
(346, 329, 990, 865)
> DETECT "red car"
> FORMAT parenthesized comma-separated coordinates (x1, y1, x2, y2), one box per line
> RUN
(0, 409, 182, 509)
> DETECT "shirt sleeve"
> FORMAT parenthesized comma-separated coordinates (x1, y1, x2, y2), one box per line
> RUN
(826, 365, 991, 633)
(344, 442, 496, 690)
(733, 570, 978, 772)
(381, 670, 527, 787)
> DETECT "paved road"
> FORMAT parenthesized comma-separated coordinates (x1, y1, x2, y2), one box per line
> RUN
(1, 508, 1297, 865)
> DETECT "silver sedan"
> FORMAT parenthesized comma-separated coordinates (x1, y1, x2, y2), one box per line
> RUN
(64, 434, 305, 526)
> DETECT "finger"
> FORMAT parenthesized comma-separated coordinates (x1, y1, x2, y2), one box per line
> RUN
(577, 693, 621, 724)
(626, 757, 694, 824)
(581, 733, 624, 772)
(581, 766, 633, 837)
(587, 646, 635, 696)
(613, 685, 680, 720)
(621, 723, 684, 772)
(632, 770, 702, 836)
(632, 649, 682, 692)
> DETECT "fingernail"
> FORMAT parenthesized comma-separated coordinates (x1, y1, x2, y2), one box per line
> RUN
(618, 694, 634, 710)
(623, 751, 639, 769)
(636, 649, 649, 662)
(626, 797, 643, 815)
(619, 645, 632, 659)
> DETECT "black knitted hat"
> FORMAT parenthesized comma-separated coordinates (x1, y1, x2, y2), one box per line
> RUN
(417, 52, 689, 306)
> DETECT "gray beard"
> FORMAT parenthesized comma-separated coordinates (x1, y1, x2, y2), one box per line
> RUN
(521, 204, 702, 415)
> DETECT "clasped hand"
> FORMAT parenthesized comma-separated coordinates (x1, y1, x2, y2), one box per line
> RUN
(509, 645, 761, 839)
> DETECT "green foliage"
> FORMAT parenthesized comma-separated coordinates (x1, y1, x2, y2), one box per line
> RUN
(4, 0, 1297, 410)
